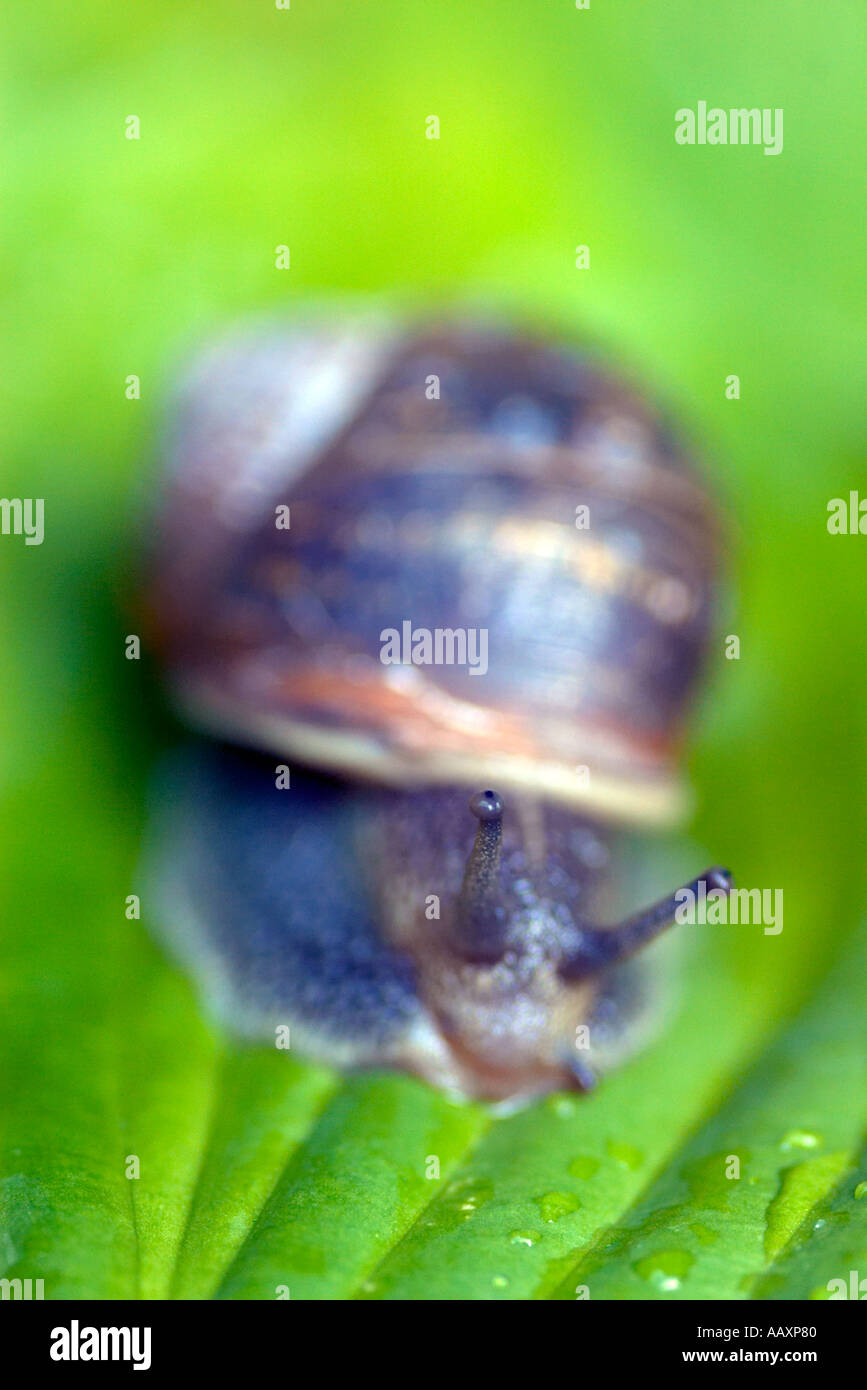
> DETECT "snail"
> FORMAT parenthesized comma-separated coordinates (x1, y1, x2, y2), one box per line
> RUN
(143, 312, 732, 1105)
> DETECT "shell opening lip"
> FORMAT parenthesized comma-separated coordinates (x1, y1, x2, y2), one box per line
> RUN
(469, 789, 504, 821)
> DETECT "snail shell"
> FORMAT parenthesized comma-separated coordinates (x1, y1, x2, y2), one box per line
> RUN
(144, 313, 729, 1104)
(148, 314, 720, 827)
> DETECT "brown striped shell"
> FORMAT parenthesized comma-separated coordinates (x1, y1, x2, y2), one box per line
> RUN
(147, 313, 719, 827)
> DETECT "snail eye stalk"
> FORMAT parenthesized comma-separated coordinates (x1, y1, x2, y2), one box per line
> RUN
(558, 867, 734, 982)
(452, 790, 508, 963)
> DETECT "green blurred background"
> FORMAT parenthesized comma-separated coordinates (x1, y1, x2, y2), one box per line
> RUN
(0, 0, 864, 1300)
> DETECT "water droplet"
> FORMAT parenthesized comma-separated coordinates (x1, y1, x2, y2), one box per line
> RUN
(437, 1176, 494, 1230)
(633, 1249, 694, 1291)
(568, 1155, 600, 1181)
(536, 1191, 581, 1223)
(606, 1139, 643, 1171)
(780, 1128, 822, 1151)
(491, 1274, 509, 1289)
(689, 1222, 718, 1247)
(548, 1094, 578, 1120)
(510, 1229, 541, 1247)
(854, 1182, 867, 1200)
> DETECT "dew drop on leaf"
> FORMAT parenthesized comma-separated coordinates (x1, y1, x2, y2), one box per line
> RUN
(780, 1128, 822, 1151)
(547, 1095, 579, 1120)
(606, 1139, 644, 1170)
(632, 1249, 694, 1291)
(688, 1222, 718, 1247)
(437, 1176, 494, 1230)
(536, 1191, 581, 1223)
(568, 1155, 601, 1180)
(510, 1230, 541, 1247)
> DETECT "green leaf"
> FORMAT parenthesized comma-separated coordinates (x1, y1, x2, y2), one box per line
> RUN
(544, 930, 867, 1301)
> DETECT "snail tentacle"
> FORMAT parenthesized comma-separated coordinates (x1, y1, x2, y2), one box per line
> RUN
(452, 790, 508, 963)
(559, 867, 734, 982)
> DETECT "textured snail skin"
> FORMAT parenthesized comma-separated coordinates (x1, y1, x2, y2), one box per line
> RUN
(146, 745, 670, 1103)
(146, 315, 729, 1103)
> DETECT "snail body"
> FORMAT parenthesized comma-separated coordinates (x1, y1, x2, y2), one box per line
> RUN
(146, 313, 731, 1104)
